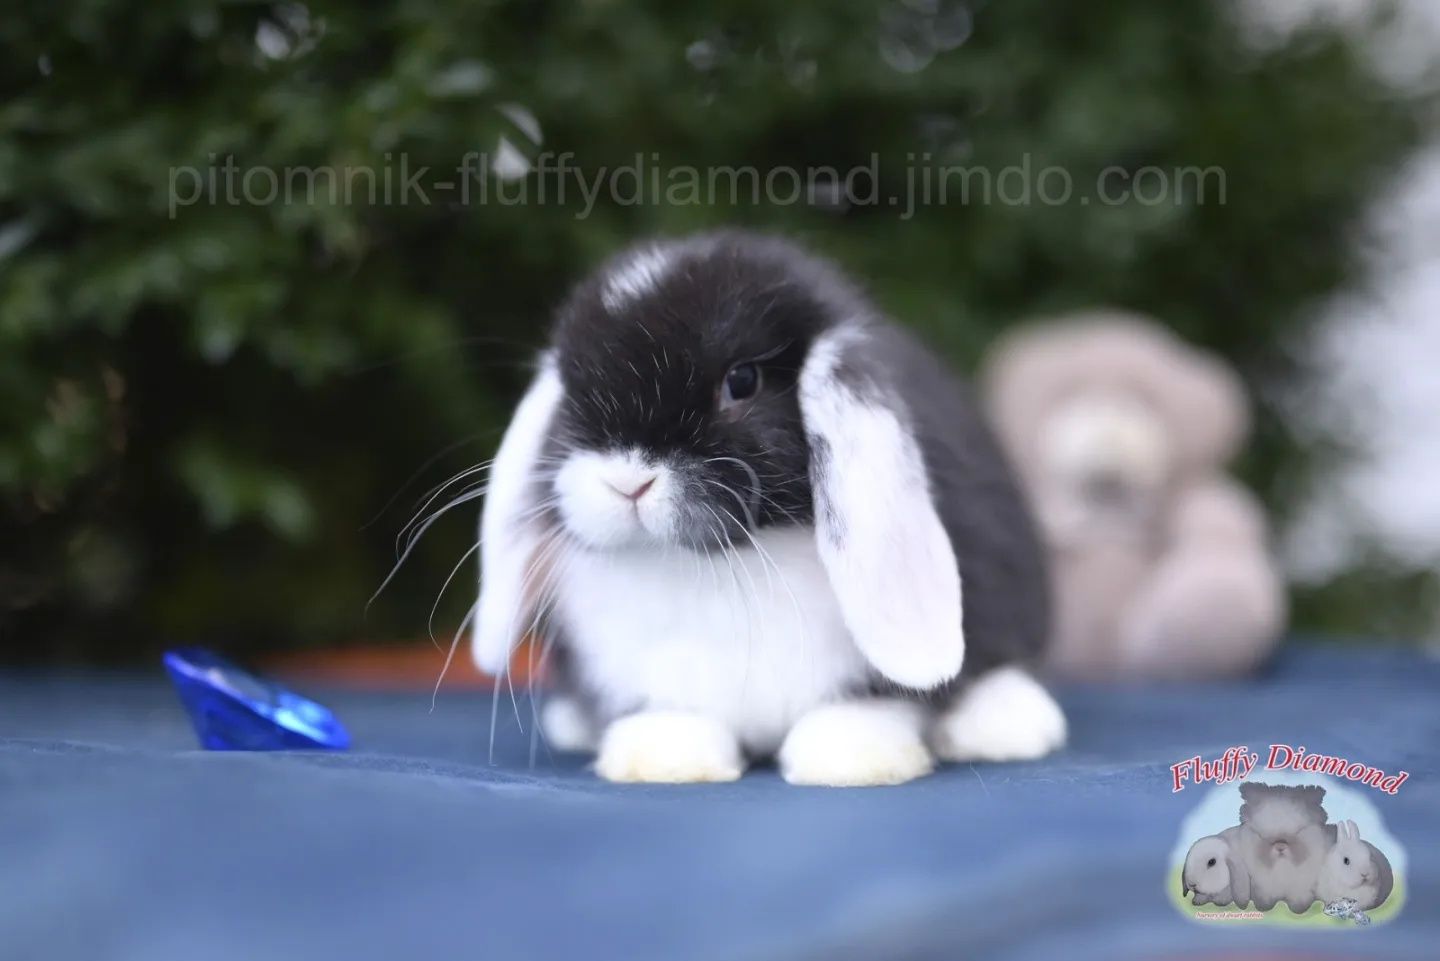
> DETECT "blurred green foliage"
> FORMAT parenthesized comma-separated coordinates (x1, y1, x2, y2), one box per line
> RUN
(1, 1, 1435, 663)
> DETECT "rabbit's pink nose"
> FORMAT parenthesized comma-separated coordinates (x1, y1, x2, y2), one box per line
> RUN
(606, 476, 656, 502)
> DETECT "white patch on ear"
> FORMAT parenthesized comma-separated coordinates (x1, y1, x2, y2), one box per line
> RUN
(601, 246, 676, 313)
(931, 666, 1066, 762)
(800, 327, 965, 689)
(778, 700, 933, 786)
(472, 355, 563, 675)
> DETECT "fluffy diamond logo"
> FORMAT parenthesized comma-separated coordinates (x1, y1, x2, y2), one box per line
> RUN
(1168, 746, 1408, 926)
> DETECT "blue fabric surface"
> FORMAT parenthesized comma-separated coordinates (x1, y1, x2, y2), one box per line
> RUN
(2, 644, 1436, 961)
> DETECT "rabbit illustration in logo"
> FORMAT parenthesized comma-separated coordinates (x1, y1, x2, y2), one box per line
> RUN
(1316, 819, 1394, 911)
(1182, 831, 1251, 907)
(1236, 782, 1330, 912)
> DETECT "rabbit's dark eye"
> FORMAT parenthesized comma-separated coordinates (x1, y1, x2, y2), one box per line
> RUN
(1344, 857, 1350, 865)
(1207, 858, 1217, 868)
(720, 363, 761, 409)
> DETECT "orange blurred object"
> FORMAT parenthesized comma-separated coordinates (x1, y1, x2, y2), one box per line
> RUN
(266, 636, 547, 691)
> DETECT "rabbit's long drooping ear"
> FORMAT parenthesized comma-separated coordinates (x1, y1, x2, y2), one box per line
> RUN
(472, 354, 563, 675)
(799, 327, 965, 689)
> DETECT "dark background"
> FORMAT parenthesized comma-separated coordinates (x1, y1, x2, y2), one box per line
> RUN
(2, 1, 1436, 664)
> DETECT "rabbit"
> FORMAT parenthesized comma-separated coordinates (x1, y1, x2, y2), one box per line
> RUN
(1316, 819, 1394, 911)
(471, 231, 1066, 785)
(1182, 832, 1251, 907)
(1235, 782, 1330, 912)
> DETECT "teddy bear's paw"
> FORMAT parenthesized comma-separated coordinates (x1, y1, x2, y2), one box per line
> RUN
(1118, 548, 1284, 678)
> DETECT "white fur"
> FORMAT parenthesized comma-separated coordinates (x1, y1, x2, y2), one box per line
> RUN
(548, 439, 873, 757)
(552, 448, 678, 547)
(931, 666, 1067, 761)
(600, 246, 676, 313)
(799, 327, 966, 689)
(779, 700, 933, 786)
(557, 526, 872, 755)
(472, 355, 563, 674)
(540, 696, 597, 752)
(595, 710, 743, 783)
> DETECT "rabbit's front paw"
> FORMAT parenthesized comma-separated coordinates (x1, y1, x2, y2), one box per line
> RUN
(932, 666, 1066, 762)
(779, 700, 933, 786)
(540, 695, 598, 753)
(595, 711, 744, 783)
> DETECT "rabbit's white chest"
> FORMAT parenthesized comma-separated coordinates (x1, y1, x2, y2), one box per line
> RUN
(555, 525, 870, 753)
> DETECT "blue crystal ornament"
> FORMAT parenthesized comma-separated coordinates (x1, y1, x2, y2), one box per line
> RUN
(164, 647, 351, 751)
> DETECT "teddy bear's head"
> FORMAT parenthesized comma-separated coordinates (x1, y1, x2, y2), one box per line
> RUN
(983, 312, 1249, 547)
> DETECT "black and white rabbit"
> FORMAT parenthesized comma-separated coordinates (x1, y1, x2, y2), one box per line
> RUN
(472, 231, 1065, 785)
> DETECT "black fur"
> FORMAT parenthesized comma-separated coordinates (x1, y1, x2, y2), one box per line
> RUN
(545, 230, 1049, 675)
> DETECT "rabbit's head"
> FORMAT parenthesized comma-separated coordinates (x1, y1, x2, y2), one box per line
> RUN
(1183, 835, 1248, 904)
(1318, 820, 1394, 911)
(472, 232, 976, 690)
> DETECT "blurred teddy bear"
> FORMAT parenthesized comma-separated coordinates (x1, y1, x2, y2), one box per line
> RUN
(981, 311, 1287, 680)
